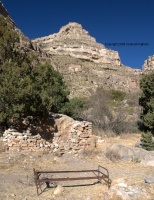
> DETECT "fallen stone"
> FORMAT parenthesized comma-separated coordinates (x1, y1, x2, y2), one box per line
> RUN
(12, 132, 23, 136)
(17, 136, 24, 140)
(54, 185, 64, 195)
(145, 176, 154, 184)
(105, 144, 154, 164)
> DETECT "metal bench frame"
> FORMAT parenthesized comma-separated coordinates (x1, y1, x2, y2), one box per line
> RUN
(34, 165, 111, 195)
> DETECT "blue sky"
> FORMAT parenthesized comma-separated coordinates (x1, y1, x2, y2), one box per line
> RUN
(1, 0, 154, 69)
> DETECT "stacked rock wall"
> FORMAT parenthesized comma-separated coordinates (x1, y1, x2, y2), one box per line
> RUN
(52, 121, 95, 155)
(1, 120, 95, 155)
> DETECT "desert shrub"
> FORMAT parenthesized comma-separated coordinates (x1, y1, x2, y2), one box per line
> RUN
(141, 131, 154, 151)
(139, 73, 154, 134)
(111, 89, 126, 102)
(139, 73, 154, 150)
(127, 92, 140, 107)
(105, 148, 121, 162)
(82, 87, 136, 135)
(60, 97, 85, 119)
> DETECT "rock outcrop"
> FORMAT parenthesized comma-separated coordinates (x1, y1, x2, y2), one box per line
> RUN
(105, 144, 154, 166)
(0, 2, 142, 96)
(104, 178, 150, 200)
(142, 55, 154, 74)
(32, 22, 142, 95)
(32, 22, 121, 66)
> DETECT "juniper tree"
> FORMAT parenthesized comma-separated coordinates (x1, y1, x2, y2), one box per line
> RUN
(139, 73, 154, 150)
(0, 15, 69, 127)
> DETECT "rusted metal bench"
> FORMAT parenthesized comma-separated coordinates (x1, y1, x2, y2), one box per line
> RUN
(33, 165, 111, 195)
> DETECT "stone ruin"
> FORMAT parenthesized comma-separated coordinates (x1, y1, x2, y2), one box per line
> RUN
(1, 114, 96, 156)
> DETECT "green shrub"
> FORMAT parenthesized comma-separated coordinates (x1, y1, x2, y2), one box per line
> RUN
(111, 90, 126, 102)
(141, 131, 154, 151)
(60, 97, 85, 119)
(0, 15, 69, 127)
(139, 73, 154, 134)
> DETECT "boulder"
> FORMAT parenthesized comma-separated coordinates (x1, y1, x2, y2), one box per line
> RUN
(104, 178, 146, 200)
(145, 176, 154, 184)
(105, 144, 154, 165)
(54, 185, 64, 195)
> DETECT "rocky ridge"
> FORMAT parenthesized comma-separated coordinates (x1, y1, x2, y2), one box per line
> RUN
(1, 2, 154, 97)
(142, 55, 154, 74)
(32, 22, 141, 96)
(32, 22, 121, 66)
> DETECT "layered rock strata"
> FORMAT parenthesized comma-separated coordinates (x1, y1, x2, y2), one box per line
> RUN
(0, 2, 142, 96)
(32, 22, 121, 66)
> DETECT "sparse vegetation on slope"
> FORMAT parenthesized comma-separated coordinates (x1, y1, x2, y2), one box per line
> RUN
(69, 87, 140, 135)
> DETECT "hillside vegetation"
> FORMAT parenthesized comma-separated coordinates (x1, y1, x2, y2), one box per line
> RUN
(0, 15, 69, 129)
(0, 13, 154, 151)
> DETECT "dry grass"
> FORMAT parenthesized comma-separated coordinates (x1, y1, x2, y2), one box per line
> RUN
(0, 133, 154, 199)
(0, 140, 8, 153)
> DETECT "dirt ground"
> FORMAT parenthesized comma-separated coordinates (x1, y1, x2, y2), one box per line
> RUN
(0, 134, 154, 200)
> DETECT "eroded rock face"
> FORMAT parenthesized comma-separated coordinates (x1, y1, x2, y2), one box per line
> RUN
(32, 22, 141, 95)
(0, 3, 141, 96)
(142, 55, 154, 73)
(32, 22, 121, 66)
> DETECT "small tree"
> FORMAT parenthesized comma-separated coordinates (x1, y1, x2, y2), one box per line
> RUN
(139, 73, 154, 134)
(141, 131, 154, 151)
(60, 97, 85, 119)
(0, 15, 19, 64)
(0, 14, 69, 128)
(139, 73, 154, 150)
(0, 61, 69, 126)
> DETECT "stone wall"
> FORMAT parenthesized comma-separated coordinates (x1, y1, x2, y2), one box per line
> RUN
(1, 117, 95, 156)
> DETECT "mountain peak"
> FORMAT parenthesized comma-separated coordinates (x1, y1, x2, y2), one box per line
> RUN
(32, 22, 121, 65)
(56, 22, 95, 42)
(59, 22, 84, 33)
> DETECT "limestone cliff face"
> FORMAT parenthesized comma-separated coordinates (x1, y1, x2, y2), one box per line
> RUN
(0, 2, 141, 96)
(32, 22, 121, 66)
(32, 22, 141, 95)
(142, 55, 154, 74)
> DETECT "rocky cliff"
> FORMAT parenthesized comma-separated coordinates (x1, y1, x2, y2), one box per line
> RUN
(32, 22, 142, 96)
(142, 55, 154, 74)
(0, 2, 142, 97)
(32, 22, 121, 66)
